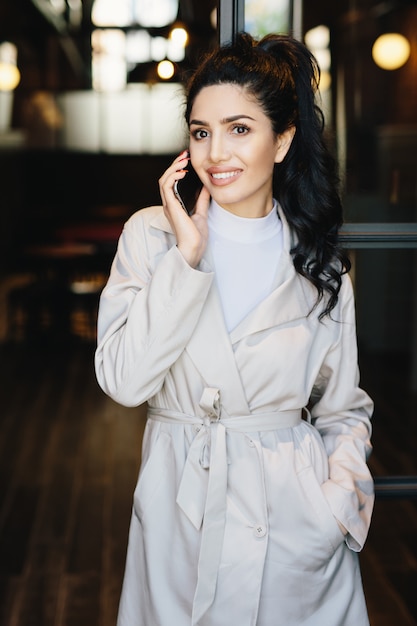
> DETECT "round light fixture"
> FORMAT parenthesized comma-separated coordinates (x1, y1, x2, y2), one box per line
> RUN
(319, 70, 331, 92)
(372, 33, 410, 70)
(157, 59, 175, 80)
(0, 62, 21, 91)
(170, 27, 188, 48)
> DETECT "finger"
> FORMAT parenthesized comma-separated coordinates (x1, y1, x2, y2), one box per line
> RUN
(193, 186, 211, 217)
(165, 150, 189, 181)
(159, 152, 189, 202)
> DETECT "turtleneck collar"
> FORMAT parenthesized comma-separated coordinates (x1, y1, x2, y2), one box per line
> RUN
(208, 198, 281, 244)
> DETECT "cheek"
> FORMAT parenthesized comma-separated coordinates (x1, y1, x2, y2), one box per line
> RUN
(261, 150, 280, 177)
(242, 139, 277, 166)
(189, 141, 201, 164)
(244, 151, 275, 181)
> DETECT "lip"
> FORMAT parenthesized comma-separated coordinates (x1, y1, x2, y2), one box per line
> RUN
(207, 168, 242, 185)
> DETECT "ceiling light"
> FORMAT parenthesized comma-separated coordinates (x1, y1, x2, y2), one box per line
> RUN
(0, 63, 20, 91)
(372, 33, 410, 70)
(157, 60, 175, 80)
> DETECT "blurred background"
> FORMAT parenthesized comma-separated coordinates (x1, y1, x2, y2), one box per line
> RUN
(0, 1, 416, 624)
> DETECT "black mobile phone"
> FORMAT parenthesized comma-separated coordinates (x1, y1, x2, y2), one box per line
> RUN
(173, 161, 203, 216)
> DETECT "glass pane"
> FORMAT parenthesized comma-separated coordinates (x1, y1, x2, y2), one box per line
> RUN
(352, 247, 417, 477)
(344, 125, 417, 224)
(311, 2, 417, 224)
(245, 0, 291, 37)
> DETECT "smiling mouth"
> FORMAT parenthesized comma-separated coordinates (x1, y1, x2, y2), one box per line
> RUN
(211, 170, 240, 180)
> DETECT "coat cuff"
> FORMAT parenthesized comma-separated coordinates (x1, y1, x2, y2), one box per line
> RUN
(321, 478, 374, 552)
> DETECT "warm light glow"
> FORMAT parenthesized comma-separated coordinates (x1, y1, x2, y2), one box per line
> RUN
(0, 42, 20, 92)
(92, 30, 127, 91)
(170, 27, 188, 48)
(314, 48, 331, 72)
(304, 25, 331, 92)
(210, 7, 217, 30)
(166, 27, 187, 62)
(372, 33, 410, 70)
(305, 25, 330, 51)
(319, 70, 331, 92)
(157, 60, 175, 80)
(0, 62, 20, 91)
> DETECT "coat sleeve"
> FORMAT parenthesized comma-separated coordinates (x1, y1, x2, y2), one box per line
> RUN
(94, 211, 214, 407)
(310, 274, 374, 552)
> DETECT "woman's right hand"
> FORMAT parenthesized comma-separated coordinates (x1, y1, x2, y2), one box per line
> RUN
(159, 151, 211, 268)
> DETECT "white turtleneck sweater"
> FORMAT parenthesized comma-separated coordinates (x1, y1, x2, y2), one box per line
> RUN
(208, 199, 283, 332)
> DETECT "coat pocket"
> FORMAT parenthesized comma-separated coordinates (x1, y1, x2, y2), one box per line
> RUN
(133, 431, 171, 522)
(297, 463, 345, 556)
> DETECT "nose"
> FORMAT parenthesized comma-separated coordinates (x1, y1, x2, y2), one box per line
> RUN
(209, 132, 230, 163)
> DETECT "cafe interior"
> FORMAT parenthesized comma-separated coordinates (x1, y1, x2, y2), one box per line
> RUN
(0, 0, 416, 624)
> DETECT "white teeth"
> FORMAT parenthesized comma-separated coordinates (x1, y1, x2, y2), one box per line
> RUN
(211, 171, 238, 179)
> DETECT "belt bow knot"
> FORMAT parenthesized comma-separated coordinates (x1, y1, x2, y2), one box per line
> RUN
(148, 389, 303, 625)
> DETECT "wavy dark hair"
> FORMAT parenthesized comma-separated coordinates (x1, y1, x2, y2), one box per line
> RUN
(184, 32, 351, 318)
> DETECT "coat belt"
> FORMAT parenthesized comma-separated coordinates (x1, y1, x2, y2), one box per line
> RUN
(147, 388, 302, 625)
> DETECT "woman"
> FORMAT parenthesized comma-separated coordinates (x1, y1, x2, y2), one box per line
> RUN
(95, 32, 374, 626)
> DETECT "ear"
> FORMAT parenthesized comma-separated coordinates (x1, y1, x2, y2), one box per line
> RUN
(274, 126, 296, 163)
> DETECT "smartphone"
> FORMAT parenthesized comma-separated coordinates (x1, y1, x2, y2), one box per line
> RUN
(173, 161, 203, 216)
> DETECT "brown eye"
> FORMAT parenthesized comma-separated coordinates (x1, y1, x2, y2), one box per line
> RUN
(193, 129, 209, 140)
(232, 124, 250, 135)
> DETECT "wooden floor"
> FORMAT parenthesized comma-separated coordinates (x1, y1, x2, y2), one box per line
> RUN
(0, 336, 416, 626)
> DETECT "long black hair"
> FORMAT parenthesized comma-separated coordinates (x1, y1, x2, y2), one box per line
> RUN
(184, 32, 350, 318)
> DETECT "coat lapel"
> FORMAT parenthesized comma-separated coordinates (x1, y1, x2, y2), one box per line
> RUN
(150, 209, 250, 414)
(148, 204, 315, 414)
(186, 251, 251, 415)
(229, 205, 316, 343)
(229, 250, 315, 344)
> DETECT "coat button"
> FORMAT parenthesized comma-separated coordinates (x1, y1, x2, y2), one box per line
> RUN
(254, 524, 267, 538)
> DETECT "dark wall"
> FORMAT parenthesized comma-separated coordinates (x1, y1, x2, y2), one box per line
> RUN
(0, 149, 174, 271)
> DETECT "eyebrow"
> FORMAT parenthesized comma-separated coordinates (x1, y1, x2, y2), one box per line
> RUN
(189, 114, 256, 126)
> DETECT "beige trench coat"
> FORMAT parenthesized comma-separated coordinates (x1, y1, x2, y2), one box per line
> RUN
(95, 204, 374, 626)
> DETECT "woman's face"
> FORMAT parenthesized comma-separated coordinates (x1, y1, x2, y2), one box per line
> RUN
(188, 83, 294, 218)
